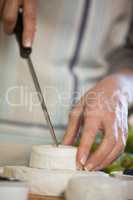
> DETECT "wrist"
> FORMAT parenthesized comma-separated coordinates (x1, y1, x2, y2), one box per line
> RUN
(104, 74, 133, 104)
(97, 75, 129, 109)
(115, 73, 133, 105)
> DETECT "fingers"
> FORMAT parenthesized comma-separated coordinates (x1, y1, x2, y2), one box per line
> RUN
(95, 143, 124, 171)
(84, 123, 116, 171)
(94, 129, 125, 170)
(23, 0, 37, 47)
(76, 117, 99, 168)
(2, 0, 20, 34)
(1, 0, 37, 46)
(0, 0, 5, 16)
(62, 103, 83, 145)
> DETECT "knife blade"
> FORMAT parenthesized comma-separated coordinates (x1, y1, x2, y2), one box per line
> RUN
(14, 9, 58, 146)
(27, 57, 58, 146)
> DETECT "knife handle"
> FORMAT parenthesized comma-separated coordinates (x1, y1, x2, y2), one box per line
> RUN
(14, 8, 32, 58)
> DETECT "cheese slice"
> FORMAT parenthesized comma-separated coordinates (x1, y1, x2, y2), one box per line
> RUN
(4, 166, 107, 197)
(30, 145, 77, 170)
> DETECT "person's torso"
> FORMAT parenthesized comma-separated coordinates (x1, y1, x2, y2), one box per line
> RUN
(0, 0, 131, 165)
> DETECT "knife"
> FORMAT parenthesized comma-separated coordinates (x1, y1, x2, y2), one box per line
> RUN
(14, 9, 58, 146)
(0, 175, 20, 182)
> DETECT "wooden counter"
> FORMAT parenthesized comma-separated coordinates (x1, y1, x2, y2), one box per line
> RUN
(29, 194, 64, 200)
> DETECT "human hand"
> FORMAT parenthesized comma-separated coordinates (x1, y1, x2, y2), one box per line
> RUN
(0, 0, 37, 47)
(62, 75, 128, 170)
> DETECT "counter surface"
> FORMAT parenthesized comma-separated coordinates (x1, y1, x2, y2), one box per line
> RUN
(29, 194, 64, 200)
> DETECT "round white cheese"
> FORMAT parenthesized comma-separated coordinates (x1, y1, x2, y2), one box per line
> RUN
(29, 145, 77, 170)
(4, 166, 107, 197)
(65, 175, 127, 200)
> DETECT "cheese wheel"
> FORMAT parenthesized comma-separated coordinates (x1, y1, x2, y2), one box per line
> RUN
(4, 166, 107, 197)
(30, 145, 77, 170)
(65, 175, 127, 200)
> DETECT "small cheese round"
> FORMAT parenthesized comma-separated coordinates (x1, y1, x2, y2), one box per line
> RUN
(65, 175, 127, 200)
(29, 145, 77, 170)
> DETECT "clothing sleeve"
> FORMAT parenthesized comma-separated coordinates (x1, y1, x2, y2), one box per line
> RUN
(107, 17, 133, 73)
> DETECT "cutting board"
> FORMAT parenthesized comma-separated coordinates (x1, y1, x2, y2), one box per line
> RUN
(29, 194, 64, 200)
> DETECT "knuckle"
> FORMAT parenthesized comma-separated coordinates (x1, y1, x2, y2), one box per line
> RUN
(24, 26, 36, 34)
(112, 139, 117, 147)
(105, 134, 117, 146)
(69, 109, 79, 120)
(113, 136, 118, 145)
(84, 107, 91, 118)
(105, 112, 116, 123)
(3, 14, 16, 24)
(88, 131, 95, 139)
(68, 112, 74, 120)
(24, 12, 36, 22)
(118, 141, 125, 150)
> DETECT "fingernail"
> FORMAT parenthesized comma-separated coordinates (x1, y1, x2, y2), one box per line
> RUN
(76, 162, 83, 170)
(80, 154, 88, 165)
(23, 40, 32, 48)
(85, 163, 93, 171)
(84, 167, 89, 172)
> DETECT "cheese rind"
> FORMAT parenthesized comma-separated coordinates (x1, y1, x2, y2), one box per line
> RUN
(30, 145, 77, 170)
